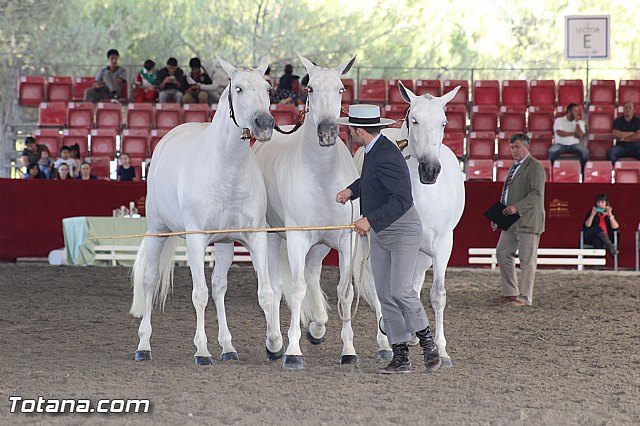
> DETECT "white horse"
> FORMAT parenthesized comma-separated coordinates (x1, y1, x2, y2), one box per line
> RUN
(354, 82, 465, 366)
(129, 57, 284, 365)
(254, 54, 360, 369)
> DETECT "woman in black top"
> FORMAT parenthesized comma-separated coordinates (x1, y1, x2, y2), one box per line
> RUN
(117, 153, 136, 182)
(271, 64, 299, 104)
(582, 193, 620, 256)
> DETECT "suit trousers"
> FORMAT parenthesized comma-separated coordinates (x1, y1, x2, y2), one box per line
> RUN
(496, 230, 540, 305)
(370, 206, 429, 345)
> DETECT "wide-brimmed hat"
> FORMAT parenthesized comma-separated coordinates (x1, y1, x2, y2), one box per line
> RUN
(336, 104, 396, 127)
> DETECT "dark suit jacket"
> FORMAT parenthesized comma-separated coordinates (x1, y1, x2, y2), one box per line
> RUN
(502, 154, 545, 234)
(348, 135, 414, 232)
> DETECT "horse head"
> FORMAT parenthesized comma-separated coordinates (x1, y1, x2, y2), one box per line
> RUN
(218, 56, 275, 142)
(398, 81, 460, 184)
(297, 53, 356, 146)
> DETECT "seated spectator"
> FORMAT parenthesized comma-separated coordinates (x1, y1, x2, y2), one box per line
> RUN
(157, 57, 185, 104)
(38, 151, 53, 179)
(84, 49, 127, 102)
(182, 57, 213, 104)
(264, 66, 274, 89)
(581, 193, 619, 256)
(54, 163, 71, 180)
(299, 73, 310, 104)
(272, 64, 299, 104)
(76, 162, 98, 180)
(548, 103, 588, 170)
(24, 162, 46, 179)
(117, 153, 136, 182)
(608, 101, 640, 163)
(53, 146, 78, 177)
(133, 59, 158, 103)
(21, 136, 49, 167)
(69, 144, 83, 174)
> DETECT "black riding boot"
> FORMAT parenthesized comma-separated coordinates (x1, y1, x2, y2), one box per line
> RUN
(379, 343, 412, 374)
(416, 326, 442, 372)
(597, 232, 618, 256)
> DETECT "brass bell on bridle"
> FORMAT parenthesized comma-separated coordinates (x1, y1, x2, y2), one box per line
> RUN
(396, 139, 408, 151)
(241, 128, 252, 139)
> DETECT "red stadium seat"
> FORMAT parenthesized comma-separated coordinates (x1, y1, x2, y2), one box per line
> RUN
(46, 76, 73, 103)
(443, 132, 465, 157)
(72, 76, 96, 101)
(89, 129, 117, 158)
(583, 161, 612, 183)
(589, 80, 616, 106)
(33, 128, 60, 155)
(614, 161, 640, 184)
(61, 129, 89, 158)
(496, 131, 516, 159)
(388, 79, 413, 105)
(539, 160, 552, 182)
(587, 105, 615, 133)
(415, 80, 441, 97)
(444, 105, 467, 133)
(557, 79, 584, 107)
(473, 80, 500, 106)
(470, 105, 498, 131)
(618, 80, 640, 105)
(341, 79, 355, 106)
(383, 104, 408, 128)
(502, 80, 528, 107)
(126, 103, 154, 129)
(552, 160, 581, 183)
(359, 79, 386, 104)
(155, 103, 182, 129)
(495, 159, 514, 182)
(210, 104, 218, 120)
(527, 106, 554, 132)
(269, 104, 297, 126)
(465, 159, 493, 181)
(527, 131, 553, 160)
(88, 156, 113, 180)
(587, 133, 613, 160)
(468, 131, 496, 159)
(149, 129, 170, 155)
(529, 80, 556, 107)
(499, 106, 526, 132)
(95, 102, 122, 129)
(67, 102, 94, 129)
(183, 104, 210, 123)
(19, 76, 46, 107)
(38, 102, 68, 127)
(121, 129, 149, 159)
(443, 80, 469, 105)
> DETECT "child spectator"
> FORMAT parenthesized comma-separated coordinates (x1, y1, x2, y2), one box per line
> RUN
(53, 146, 78, 177)
(24, 162, 46, 179)
(38, 150, 53, 179)
(54, 163, 71, 180)
(76, 162, 98, 180)
(69, 144, 83, 174)
(133, 59, 158, 103)
(117, 153, 136, 181)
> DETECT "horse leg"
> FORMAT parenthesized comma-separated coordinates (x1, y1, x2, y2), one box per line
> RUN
(244, 232, 283, 361)
(186, 234, 213, 365)
(336, 237, 357, 365)
(210, 242, 238, 361)
(431, 234, 454, 367)
(303, 244, 330, 345)
(408, 251, 432, 347)
(265, 233, 285, 361)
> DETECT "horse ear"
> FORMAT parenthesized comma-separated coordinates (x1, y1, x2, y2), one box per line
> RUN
(398, 81, 416, 104)
(338, 55, 357, 76)
(256, 55, 269, 75)
(217, 56, 237, 78)
(297, 52, 316, 74)
(439, 86, 461, 106)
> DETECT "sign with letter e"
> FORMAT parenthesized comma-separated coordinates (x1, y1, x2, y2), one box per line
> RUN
(565, 15, 610, 60)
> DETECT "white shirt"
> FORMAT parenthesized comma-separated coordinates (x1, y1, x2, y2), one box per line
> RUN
(364, 132, 382, 154)
(54, 158, 78, 177)
(553, 116, 585, 146)
(502, 153, 530, 204)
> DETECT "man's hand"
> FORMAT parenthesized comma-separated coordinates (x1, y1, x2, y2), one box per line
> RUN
(353, 217, 371, 236)
(502, 205, 518, 216)
(336, 188, 352, 204)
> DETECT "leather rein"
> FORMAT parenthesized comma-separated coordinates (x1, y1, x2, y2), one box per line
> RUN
(273, 96, 309, 135)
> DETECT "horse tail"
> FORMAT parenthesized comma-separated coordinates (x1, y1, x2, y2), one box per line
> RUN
(130, 238, 148, 318)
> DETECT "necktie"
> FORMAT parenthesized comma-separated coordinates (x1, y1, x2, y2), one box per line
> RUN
(501, 162, 518, 204)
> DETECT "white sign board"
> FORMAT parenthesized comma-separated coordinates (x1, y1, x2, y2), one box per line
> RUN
(565, 15, 610, 60)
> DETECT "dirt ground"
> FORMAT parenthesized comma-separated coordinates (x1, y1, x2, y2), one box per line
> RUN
(0, 263, 638, 425)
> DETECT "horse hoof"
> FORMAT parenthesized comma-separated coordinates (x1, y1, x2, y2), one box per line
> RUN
(441, 357, 453, 368)
(377, 350, 393, 362)
(221, 352, 239, 362)
(282, 355, 304, 369)
(305, 328, 325, 345)
(266, 346, 285, 361)
(340, 355, 358, 365)
(134, 350, 152, 362)
(194, 356, 213, 366)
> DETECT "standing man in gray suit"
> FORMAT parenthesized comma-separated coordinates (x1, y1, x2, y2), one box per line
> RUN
(336, 104, 441, 374)
(494, 133, 546, 307)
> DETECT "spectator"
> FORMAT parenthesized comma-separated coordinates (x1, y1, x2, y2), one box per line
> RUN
(54, 163, 71, 180)
(157, 57, 185, 103)
(38, 150, 53, 179)
(21, 136, 49, 167)
(299, 73, 310, 104)
(76, 162, 98, 180)
(117, 153, 136, 182)
(264, 66, 274, 89)
(272, 64, 299, 104)
(24, 162, 46, 179)
(548, 103, 588, 170)
(182, 57, 213, 104)
(69, 144, 83, 174)
(133, 59, 158, 103)
(608, 101, 640, 163)
(582, 193, 619, 256)
(53, 146, 78, 177)
(84, 49, 127, 102)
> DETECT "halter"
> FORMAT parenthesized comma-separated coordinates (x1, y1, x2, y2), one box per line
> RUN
(227, 83, 253, 140)
(273, 96, 309, 135)
(395, 106, 410, 153)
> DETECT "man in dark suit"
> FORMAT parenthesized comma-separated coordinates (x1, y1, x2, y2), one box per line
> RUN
(336, 104, 440, 374)
(494, 133, 546, 307)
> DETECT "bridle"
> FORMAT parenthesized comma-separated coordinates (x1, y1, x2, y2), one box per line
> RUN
(227, 83, 253, 140)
